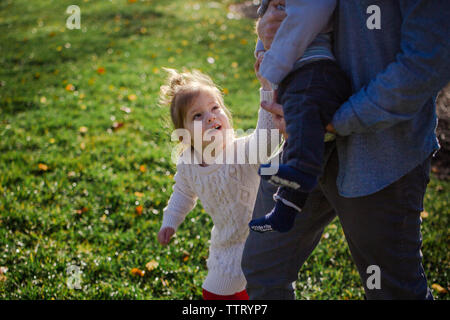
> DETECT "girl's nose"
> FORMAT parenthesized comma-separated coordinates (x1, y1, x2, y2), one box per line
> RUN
(206, 113, 216, 123)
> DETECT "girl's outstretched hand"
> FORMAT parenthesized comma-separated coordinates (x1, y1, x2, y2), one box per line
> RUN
(158, 227, 175, 246)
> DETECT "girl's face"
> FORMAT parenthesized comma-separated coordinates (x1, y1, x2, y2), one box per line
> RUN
(183, 89, 232, 152)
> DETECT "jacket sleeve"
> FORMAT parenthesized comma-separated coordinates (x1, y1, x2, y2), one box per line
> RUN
(259, 0, 337, 84)
(160, 165, 198, 231)
(332, 0, 450, 136)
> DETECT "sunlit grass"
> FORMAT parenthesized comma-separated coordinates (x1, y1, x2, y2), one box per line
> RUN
(0, 0, 448, 299)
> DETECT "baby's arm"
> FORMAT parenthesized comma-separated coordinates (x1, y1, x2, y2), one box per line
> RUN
(260, 0, 336, 85)
(158, 164, 197, 245)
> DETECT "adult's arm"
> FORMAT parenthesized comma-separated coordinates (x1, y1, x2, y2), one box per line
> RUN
(332, 0, 450, 136)
(259, 0, 336, 85)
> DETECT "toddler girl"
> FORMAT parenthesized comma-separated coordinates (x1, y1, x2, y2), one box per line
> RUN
(157, 68, 278, 299)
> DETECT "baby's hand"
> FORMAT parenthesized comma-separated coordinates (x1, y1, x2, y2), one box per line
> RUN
(158, 227, 175, 246)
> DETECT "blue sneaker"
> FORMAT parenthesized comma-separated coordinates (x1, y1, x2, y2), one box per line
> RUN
(249, 199, 299, 233)
(258, 163, 317, 193)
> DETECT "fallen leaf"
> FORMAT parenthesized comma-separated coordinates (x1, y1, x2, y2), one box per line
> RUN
(145, 260, 158, 272)
(120, 106, 131, 114)
(130, 268, 145, 277)
(431, 166, 440, 174)
(79, 126, 88, 134)
(135, 205, 143, 216)
(38, 163, 49, 171)
(96, 67, 106, 75)
(127, 94, 137, 101)
(139, 165, 146, 173)
(0, 267, 7, 283)
(65, 84, 75, 91)
(431, 283, 448, 294)
(182, 251, 190, 262)
(420, 211, 429, 219)
(134, 192, 144, 198)
(112, 121, 124, 131)
(75, 207, 88, 215)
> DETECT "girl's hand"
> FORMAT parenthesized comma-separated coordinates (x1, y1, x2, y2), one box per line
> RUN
(255, 52, 271, 91)
(158, 227, 175, 246)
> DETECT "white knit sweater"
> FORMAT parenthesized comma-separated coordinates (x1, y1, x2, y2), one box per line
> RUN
(160, 90, 279, 295)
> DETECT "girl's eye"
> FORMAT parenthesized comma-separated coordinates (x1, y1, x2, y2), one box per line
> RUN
(193, 113, 201, 120)
(212, 105, 219, 111)
(276, 4, 285, 11)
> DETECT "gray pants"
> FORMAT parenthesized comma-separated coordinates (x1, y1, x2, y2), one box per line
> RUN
(241, 144, 433, 299)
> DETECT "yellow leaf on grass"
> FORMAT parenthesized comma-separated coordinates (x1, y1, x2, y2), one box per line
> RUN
(182, 251, 190, 262)
(38, 163, 49, 171)
(145, 260, 159, 272)
(431, 283, 448, 294)
(420, 211, 429, 219)
(79, 126, 88, 134)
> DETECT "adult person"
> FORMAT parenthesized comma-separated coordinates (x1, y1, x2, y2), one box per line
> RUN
(242, 0, 450, 299)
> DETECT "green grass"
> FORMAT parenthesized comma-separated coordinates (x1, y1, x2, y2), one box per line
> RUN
(0, 0, 448, 300)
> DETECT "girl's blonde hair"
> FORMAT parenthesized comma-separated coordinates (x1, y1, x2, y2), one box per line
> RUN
(159, 68, 232, 129)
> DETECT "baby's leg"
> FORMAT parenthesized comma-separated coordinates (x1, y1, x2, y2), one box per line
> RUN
(259, 60, 351, 192)
(253, 60, 351, 233)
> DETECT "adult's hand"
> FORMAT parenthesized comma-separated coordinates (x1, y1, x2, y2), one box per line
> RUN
(261, 94, 338, 139)
(260, 93, 288, 140)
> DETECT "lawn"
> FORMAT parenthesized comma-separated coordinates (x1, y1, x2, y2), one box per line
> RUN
(0, 0, 448, 300)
